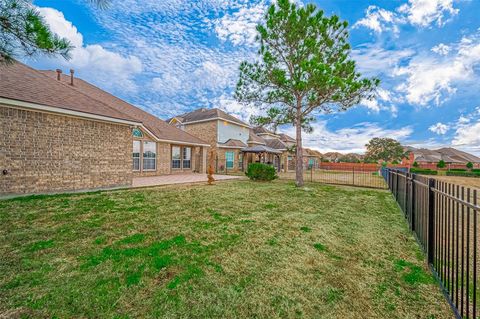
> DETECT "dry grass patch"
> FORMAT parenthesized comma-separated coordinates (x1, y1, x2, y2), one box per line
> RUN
(0, 180, 451, 318)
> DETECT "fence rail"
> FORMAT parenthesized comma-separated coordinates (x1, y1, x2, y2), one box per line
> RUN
(384, 168, 479, 318)
(280, 168, 387, 189)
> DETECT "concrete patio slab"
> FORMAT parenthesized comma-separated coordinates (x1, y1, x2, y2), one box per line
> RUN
(132, 174, 242, 188)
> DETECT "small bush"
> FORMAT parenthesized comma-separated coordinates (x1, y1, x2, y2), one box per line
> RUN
(449, 168, 467, 172)
(467, 162, 474, 169)
(413, 161, 419, 168)
(472, 169, 480, 173)
(245, 163, 278, 181)
(437, 160, 446, 169)
(410, 168, 438, 175)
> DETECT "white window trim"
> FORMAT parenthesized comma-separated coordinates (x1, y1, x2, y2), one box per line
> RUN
(133, 140, 141, 172)
(142, 141, 157, 171)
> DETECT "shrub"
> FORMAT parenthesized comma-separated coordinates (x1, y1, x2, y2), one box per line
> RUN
(449, 168, 467, 172)
(467, 162, 474, 169)
(413, 161, 419, 168)
(472, 169, 480, 173)
(245, 163, 278, 181)
(410, 168, 438, 175)
(437, 160, 446, 169)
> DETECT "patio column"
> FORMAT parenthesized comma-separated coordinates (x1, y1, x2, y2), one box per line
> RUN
(202, 146, 207, 174)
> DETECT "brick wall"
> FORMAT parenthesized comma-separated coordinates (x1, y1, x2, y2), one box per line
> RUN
(184, 121, 217, 167)
(0, 105, 132, 196)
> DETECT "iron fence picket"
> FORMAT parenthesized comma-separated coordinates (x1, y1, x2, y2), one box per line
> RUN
(383, 168, 479, 319)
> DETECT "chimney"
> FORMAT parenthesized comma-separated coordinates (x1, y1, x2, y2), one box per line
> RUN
(56, 69, 62, 81)
(69, 69, 75, 86)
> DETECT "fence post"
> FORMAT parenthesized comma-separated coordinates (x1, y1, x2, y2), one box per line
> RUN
(310, 166, 313, 182)
(352, 167, 355, 186)
(427, 178, 436, 264)
(395, 170, 399, 200)
(411, 173, 416, 231)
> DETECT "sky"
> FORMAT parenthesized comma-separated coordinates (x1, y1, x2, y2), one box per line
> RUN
(26, 0, 480, 155)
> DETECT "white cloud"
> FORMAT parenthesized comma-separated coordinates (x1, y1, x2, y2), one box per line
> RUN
(36, 7, 142, 93)
(394, 33, 480, 106)
(354, 5, 400, 34)
(429, 122, 450, 134)
(354, 0, 459, 33)
(214, 2, 267, 46)
(280, 122, 413, 153)
(431, 43, 451, 55)
(213, 0, 304, 46)
(398, 0, 458, 27)
(352, 45, 415, 75)
(452, 121, 480, 149)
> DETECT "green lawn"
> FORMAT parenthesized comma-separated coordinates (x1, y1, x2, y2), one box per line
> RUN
(0, 180, 452, 318)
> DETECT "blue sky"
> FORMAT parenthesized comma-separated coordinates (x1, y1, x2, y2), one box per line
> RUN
(27, 0, 480, 154)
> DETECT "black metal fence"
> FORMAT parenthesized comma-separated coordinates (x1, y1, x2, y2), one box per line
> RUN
(280, 167, 387, 189)
(384, 168, 479, 318)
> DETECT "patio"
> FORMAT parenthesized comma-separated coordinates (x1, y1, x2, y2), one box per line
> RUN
(132, 173, 242, 188)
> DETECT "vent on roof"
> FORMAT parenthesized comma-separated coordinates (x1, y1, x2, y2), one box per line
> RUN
(56, 69, 62, 81)
(69, 69, 74, 86)
(200, 108, 207, 112)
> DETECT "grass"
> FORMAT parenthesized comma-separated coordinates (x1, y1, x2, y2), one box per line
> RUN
(0, 180, 452, 318)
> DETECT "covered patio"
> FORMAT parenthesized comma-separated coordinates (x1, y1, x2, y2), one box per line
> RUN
(242, 145, 283, 172)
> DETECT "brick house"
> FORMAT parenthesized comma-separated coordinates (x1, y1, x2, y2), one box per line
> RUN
(169, 108, 292, 172)
(0, 62, 209, 197)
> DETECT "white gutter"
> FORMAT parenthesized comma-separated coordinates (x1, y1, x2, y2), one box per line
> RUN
(182, 117, 251, 128)
(217, 144, 247, 149)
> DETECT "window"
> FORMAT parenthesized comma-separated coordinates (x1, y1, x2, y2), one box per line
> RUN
(133, 141, 140, 171)
(226, 151, 234, 169)
(182, 147, 191, 169)
(143, 141, 156, 170)
(132, 128, 143, 138)
(172, 146, 181, 169)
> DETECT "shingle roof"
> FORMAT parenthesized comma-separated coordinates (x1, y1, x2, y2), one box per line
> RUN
(39, 70, 207, 145)
(0, 62, 137, 123)
(264, 138, 287, 150)
(171, 108, 249, 127)
(435, 147, 480, 163)
(247, 130, 266, 145)
(278, 133, 296, 143)
(252, 126, 279, 136)
(218, 139, 248, 148)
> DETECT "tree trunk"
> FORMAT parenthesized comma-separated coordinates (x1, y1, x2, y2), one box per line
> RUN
(295, 106, 304, 187)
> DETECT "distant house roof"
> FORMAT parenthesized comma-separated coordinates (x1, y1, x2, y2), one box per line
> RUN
(0, 62, 138, 124)
(218, 139, 248, 148)
(169, 108, 249, 127)
(409, 147, 480, 163)
(264, 138, 288, 150)
(39, 70, 208, 146)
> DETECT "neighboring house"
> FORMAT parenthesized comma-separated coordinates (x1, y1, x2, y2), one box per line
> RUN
(405, 147, 480, 165)
(0, 62, 209, 197)
(168, 109, 295, 172)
